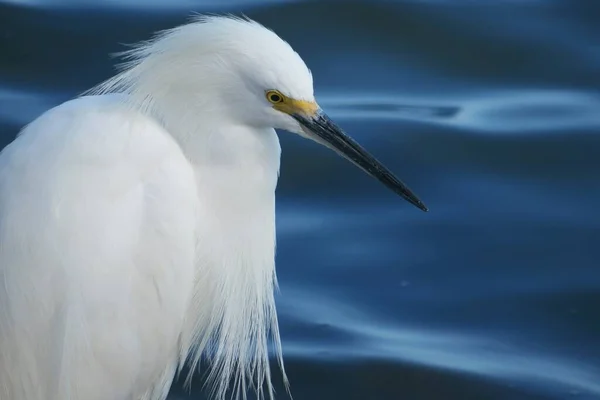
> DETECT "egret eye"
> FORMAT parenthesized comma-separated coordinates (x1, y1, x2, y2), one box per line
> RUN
(266, 90, 284, 104)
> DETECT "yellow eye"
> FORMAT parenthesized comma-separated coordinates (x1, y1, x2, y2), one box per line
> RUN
(266, 90, 284, 104)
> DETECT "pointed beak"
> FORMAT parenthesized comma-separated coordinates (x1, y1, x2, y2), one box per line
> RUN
(293, 110, 428, 212)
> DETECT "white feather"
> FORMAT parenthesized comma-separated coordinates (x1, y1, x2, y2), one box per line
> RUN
(0, 15, 316, 400)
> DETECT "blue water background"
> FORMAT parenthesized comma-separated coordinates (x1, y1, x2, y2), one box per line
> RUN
(1, 1, 599, 399)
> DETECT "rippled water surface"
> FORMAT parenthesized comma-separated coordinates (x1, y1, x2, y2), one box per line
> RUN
(1, 1, 599, 399)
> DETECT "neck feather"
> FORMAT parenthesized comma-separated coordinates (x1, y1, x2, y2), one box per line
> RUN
(181, 126, 286, 400)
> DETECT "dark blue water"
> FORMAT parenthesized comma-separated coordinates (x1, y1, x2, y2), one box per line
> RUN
(1, 1, 599, 399)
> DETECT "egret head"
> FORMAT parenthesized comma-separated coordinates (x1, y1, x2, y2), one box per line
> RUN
(91, 15, 427, 211)
(206, 17, 427, 211)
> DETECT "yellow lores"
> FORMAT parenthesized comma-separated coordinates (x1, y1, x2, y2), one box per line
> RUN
(266, 89, 319, 117)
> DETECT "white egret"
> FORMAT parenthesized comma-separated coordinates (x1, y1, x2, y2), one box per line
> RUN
(0, 15, 427, 400)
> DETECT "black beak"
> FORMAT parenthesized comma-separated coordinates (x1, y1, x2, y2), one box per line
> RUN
(293, 111, 428, 212)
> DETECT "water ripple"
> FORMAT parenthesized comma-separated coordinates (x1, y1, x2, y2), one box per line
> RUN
(279, 287, 600, 397)
(322, 89, 600, 134)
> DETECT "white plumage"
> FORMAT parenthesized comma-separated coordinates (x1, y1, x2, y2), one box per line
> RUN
(0, 15, 426, 400)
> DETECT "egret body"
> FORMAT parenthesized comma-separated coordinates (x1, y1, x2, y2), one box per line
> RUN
(0, 16, 426, 400)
